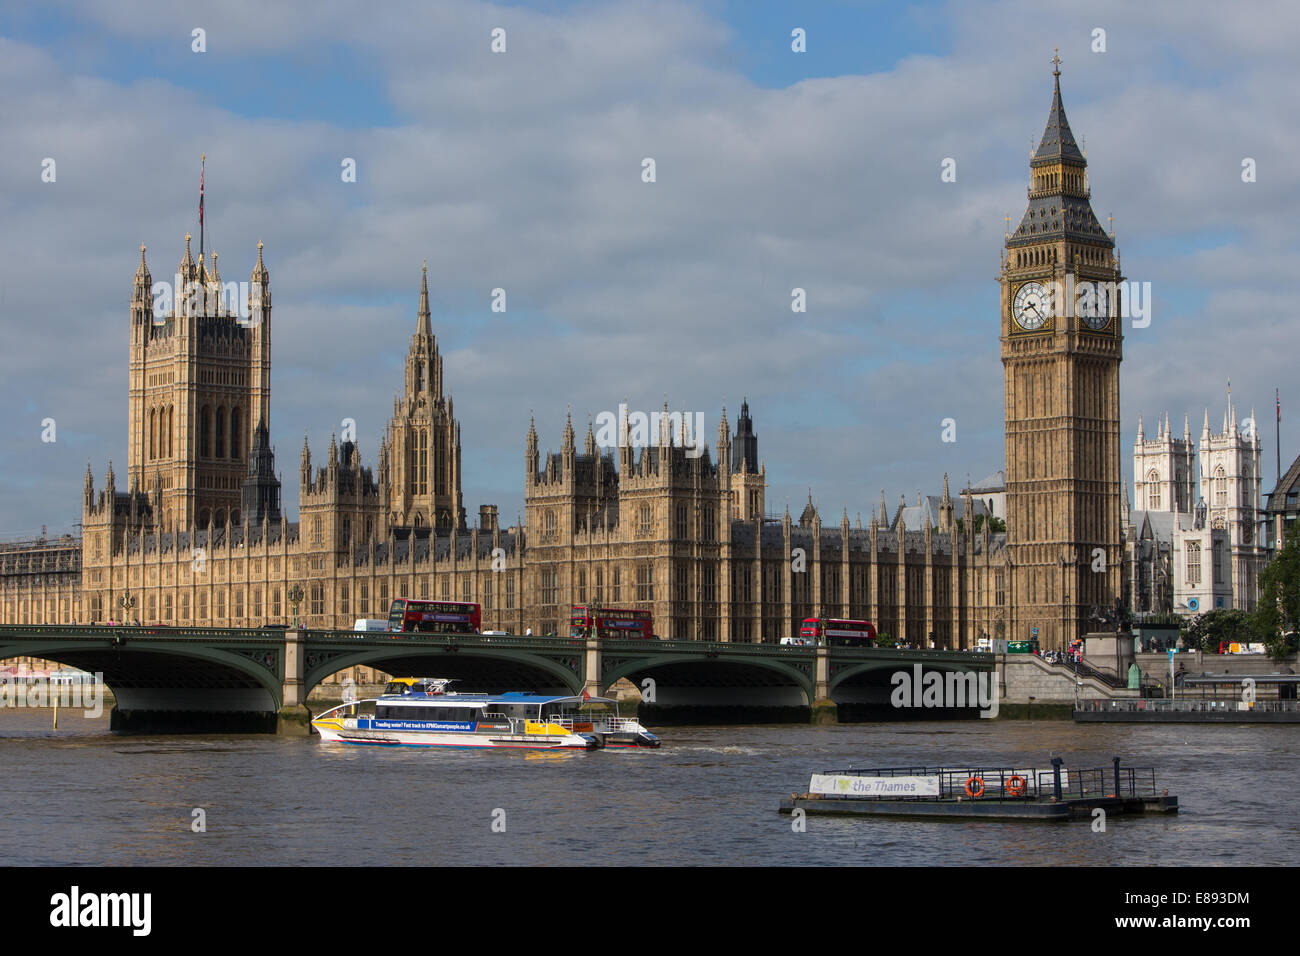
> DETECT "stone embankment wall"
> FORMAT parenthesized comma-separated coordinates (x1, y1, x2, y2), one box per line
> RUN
(999, 655, 1137, 705)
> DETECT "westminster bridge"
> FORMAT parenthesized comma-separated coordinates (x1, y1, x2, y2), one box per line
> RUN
(0, 625, 993, 733)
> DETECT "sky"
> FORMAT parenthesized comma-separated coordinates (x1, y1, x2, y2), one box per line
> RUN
(1, 0, 1297, 538)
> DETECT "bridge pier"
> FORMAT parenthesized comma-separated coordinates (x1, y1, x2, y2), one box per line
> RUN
(276, 704, 313, 735)
(584, 637, 602, 698)
(812, 645, 837, 723)
(278, 628, 313, 735)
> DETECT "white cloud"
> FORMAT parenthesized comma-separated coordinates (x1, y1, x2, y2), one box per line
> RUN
(2, 0, 1299, 538)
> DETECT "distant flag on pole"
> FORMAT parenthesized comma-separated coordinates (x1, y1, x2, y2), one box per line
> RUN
(199, 153, 205, 262)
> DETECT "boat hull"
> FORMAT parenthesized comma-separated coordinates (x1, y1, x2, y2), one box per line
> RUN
(313, 720, 599, 750)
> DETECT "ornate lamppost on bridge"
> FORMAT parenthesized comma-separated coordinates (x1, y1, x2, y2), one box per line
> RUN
(288, 582, 305, 629)
(119, 592, 136, 627)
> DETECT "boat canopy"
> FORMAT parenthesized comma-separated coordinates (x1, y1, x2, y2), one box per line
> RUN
(490, 692, 618, 706)
(378, 688, 616, 706)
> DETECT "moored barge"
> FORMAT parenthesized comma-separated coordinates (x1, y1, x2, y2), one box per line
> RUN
(778, 758, 1178, 822)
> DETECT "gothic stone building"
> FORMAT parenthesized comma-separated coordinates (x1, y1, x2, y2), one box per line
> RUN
(1123, 403, 1267, 616)
(3, 67, 1138, 657)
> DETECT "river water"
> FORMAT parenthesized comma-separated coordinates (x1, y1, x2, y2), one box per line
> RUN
(1, 709, 1295, 866)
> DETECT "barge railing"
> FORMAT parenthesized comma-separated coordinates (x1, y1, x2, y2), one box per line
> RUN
(1077, 698, 1300, 714)
(815, 762, 1163, 802)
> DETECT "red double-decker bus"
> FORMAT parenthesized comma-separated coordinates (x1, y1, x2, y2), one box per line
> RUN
(569, 606, 653, 640)
(387, 599, 482, 635)
(799, 617, 877, 647)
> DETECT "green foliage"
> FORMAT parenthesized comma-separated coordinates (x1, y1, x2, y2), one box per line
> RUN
(876, 631, 897, 648)
(956, 514, 1008, 535)
(1181, 609, 1255, 653)
(1252, 522, 1300, 661)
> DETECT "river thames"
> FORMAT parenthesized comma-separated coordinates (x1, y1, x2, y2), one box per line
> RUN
(1, 710, 1295, 867)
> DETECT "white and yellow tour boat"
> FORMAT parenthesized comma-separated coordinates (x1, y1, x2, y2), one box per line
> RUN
(311, 678, 661, 750)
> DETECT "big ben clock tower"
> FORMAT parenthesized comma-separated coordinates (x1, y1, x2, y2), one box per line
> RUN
(1001, 54, 1123, 650)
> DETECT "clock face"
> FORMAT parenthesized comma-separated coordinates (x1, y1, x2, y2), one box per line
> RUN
(1079, 281, 1110, 330)
(1013, 281, 1051, 331)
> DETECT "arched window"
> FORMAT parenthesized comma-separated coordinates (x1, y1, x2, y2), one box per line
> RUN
(1213, 467, 1227, 507)
(1147, 470, 1161, 510)
(417, 430, 428, 495)
(200, 407, 212, 458)
(215, 406, 227, 459)
(230, 406, 242, 460)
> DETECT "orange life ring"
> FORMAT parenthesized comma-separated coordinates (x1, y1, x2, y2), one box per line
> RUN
(1006, 775, 1027, 797)
(965, 776, 985, 798)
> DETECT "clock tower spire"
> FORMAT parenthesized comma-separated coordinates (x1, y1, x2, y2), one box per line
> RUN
(1000, 56, 1124, 649)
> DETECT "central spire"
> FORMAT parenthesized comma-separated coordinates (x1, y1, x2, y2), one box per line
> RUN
(1033, 51, 1084, 167)
(418, 261, 432, 338)
(1007, 56, 1110, 249)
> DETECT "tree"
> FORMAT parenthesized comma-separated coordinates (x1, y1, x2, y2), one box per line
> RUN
(876, 631, 897, 648)
(1252, 522, 1300, 661)
(1182, 609, 1254, 653)
(956, 514, 1007, 535)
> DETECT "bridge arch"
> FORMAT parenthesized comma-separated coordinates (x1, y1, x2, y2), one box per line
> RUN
(302, 646, 583, 698)
(828, 658, 982, 692)
(602, 653, 814, 713)
(829, 657, 995, 718)
(1, 638, 285, 728)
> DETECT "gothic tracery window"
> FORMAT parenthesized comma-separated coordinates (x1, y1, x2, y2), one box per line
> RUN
(199, 407, 211, 458)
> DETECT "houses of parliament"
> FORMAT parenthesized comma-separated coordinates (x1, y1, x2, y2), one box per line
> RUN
(2, 67, 1137, 655)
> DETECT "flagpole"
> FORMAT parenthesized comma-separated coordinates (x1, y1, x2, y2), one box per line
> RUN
(199, 153, 205, 264)
(1278, 388, 1282, 485)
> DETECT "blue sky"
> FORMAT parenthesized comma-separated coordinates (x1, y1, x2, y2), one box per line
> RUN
(1, 0, 1297, 537)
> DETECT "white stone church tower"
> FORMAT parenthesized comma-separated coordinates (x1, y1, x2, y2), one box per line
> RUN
(1125, 393, 1265, 616)
(1198, 392, 1264, 609)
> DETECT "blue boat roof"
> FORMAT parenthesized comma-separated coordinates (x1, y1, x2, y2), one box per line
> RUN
(381, 690, 613, 705)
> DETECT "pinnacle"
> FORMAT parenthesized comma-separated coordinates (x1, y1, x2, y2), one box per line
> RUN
(417, 262, 432, 337)
(1032, 60, 1084, 166)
